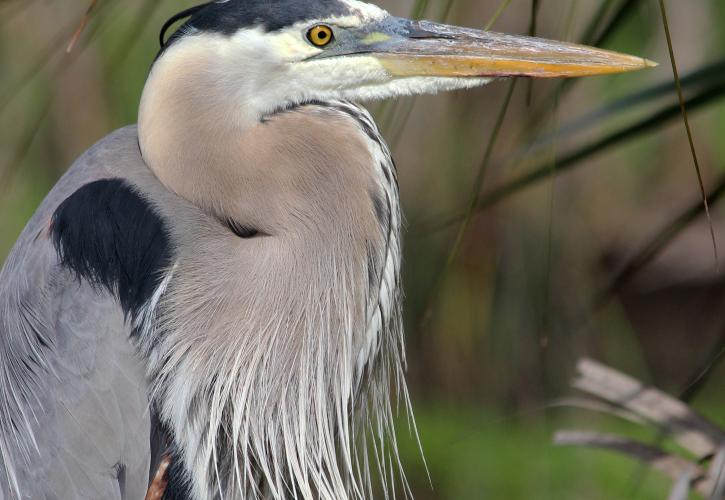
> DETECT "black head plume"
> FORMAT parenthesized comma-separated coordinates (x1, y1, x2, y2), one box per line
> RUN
(159, 2, 212, 48)
(156, 0, 354, 58)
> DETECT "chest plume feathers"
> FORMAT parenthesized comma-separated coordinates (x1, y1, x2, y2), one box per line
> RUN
(139, 64, 381, 240)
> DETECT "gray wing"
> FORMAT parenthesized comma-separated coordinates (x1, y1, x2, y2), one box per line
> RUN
(0, 127, 161, 500)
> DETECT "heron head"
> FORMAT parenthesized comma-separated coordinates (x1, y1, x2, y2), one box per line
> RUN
(147, 0, 654, 124)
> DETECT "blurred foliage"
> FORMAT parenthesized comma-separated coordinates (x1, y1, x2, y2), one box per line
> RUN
(1, 0, 725, 498)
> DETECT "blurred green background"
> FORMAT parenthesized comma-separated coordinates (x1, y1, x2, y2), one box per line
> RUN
(1, 0, 724, 498)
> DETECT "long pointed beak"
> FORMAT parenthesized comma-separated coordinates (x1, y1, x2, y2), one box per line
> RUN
(358, 19, 656, 78)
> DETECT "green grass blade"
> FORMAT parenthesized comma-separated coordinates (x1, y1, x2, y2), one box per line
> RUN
(417, 81, 725, 235)
(109, 0, 165, 65)
(416, 80, 518, 333)
(657, 0, 718, 269)
(523, 0, 646, 140)
(531, 59, 725, 152)
(412, 0, 517, 331)
(591, 0, 642, 47)
(525, 0, 541, 106)
(578, 0, 617, 46)
(596, 175, 725, 307)
(0, 98, 51, 196)
(485, 0, 513, 31)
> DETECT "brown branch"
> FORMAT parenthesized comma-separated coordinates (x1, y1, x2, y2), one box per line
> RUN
(145, 454, 171, 500)
(554, 430, 713, 495)
(572, 359, 725, 459)
(66, 0, 98, 54)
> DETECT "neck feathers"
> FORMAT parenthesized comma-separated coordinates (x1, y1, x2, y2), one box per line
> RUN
(138, 57, 411, 496)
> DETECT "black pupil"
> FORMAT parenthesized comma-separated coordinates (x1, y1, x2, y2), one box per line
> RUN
(318, 30, 328, 39)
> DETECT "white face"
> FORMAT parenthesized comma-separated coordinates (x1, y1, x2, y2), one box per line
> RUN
(146, 0, 648, 125)
(149, 2, 490, 124)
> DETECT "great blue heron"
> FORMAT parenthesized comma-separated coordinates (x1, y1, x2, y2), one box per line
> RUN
(0, 0, 652, 498)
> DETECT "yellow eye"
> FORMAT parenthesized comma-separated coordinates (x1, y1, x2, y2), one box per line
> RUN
(307, 25, 334, 47)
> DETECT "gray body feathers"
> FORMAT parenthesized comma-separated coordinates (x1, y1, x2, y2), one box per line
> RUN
(0, 129, 161, 499)
(0, 100, 406, 499)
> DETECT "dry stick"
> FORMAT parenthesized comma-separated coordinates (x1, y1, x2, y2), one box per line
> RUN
(556, 360, 725, 497)
(66, 0, 98, 54)
(554, 431, 713, 496)
(572, 359, 725, 457)
(658, 0, 718, 270)
(549, 397, 647, 426)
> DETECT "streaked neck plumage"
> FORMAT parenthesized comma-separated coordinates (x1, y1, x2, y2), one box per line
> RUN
(138, 34, 409, 499)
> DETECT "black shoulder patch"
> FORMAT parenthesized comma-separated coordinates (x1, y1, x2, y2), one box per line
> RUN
(160, 0, 352, 54)
(51, 179, 173, 320)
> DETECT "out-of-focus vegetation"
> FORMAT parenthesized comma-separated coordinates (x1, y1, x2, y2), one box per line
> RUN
(1, 0, 724, 498)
